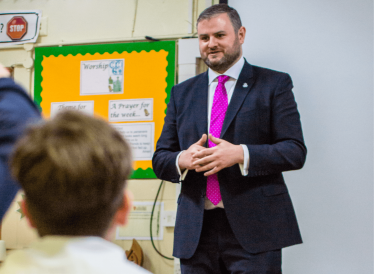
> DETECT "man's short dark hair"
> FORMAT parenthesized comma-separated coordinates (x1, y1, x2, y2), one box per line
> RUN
(197, 4, 242, 33)
(11, 111, 132, 237)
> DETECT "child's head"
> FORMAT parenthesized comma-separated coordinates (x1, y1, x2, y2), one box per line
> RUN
(11, 111, 133, 238)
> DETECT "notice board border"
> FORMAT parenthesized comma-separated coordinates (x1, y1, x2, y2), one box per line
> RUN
(34, 41, 176, 179)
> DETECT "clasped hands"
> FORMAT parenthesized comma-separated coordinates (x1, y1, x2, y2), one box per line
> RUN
(178, 134, 244, 176)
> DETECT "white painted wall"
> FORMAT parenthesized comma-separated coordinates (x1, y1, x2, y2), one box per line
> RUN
(1, 0, 191, 44)
(230, 0, 373, 273)
(178, 38, 200, 83)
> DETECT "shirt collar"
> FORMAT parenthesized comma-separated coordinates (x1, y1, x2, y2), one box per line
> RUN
(208, 56, 245, 85)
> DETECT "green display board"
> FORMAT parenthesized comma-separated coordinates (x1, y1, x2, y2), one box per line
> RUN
(34, 41, 176, 179)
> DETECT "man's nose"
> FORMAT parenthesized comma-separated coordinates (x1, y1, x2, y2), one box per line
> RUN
(208, 37, 218, 48)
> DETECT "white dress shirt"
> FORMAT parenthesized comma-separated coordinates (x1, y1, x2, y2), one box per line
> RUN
(175, 56, 250, 209)
(0, 236, 150, 274)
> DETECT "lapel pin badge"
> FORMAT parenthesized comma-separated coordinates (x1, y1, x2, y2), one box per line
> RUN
(243, 83, 248, 88)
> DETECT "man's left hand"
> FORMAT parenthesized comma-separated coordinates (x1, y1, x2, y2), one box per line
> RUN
(192, 134, 244, 176)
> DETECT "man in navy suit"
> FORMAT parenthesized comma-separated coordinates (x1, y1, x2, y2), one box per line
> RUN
(0, 64, 41, 221)
(153, 4, 306, 273)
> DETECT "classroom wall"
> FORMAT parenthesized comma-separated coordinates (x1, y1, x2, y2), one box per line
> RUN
(3, 1, 372, 273)
(0, 1, 219, 274)
(230, 0, 373, 273)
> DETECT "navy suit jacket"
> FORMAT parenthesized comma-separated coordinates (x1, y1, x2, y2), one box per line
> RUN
(0, 78, 41, 221)
(152, 61, 306, 258)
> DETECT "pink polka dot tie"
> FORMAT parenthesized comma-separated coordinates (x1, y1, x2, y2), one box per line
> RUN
(206, 75, 230, 205)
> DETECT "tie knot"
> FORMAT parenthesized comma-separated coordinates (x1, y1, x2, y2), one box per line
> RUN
(217, 75, 230, 84)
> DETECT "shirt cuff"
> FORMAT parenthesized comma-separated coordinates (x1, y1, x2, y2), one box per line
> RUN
(239, 144, 250, 176)
(176, 151, 188, 181)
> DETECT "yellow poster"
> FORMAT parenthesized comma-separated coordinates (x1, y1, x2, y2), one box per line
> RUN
(34, 41, 175, 178)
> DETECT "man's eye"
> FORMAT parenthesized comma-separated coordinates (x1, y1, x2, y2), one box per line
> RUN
(201, 37, 208, 41)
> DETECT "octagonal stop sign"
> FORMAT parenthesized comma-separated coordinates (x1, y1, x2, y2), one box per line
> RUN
(7, 16, 28, 40)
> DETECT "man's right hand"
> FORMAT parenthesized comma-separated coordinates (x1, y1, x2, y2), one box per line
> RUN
(178, 134, 207, 171)
(0, 63, 11, 79)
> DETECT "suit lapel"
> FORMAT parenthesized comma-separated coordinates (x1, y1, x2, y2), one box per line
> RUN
(221, 61, 254, 138)
(194, 71, 209, 140)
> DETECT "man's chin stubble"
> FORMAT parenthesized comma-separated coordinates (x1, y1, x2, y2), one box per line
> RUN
(204, 57, 230, 73)
(203, 50, 240, 73)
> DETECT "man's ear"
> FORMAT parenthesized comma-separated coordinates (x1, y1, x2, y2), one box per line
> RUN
(113, 189, 133, 227)
(21, 199, 36, 228)
(238, 26, 246, 44)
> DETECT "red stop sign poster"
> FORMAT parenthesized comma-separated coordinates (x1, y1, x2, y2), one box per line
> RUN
(6, 16, 28, 40)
